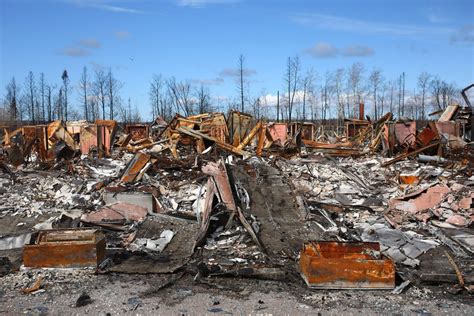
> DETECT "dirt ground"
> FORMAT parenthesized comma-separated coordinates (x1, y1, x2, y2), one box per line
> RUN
(1, 269, 473, 315)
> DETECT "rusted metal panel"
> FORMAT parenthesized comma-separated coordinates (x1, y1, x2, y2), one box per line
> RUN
(435, 121, 461, 137)
(300, 241, 395, 289)
(345, 120, 370, 138)
(177, 126, 249, 157)
(96, 120, 117, 157)
(202, 159, 237, 212)
(47, 120, 62, 140)
(302, 140, 353, 149)
(382, 123, 394, 153)
(267, 123, 287, 143)
(394, 121, 417, 147)
(438, 104, 459, 122)
(125, 124, 150, 141)
(228, 111, 252, 146)
(199, 113, 228, 143)
(236, 121, 263, 150)
(66, 121, 86, 136)
(23, 229, 106, 268)
(47, 121, 76, 149)
(289, 123, 315, 141)
(80, 124, 98, 155)
(417, 125, 438, 147)
(22, 125, 49, 160)
(389, 184, 450, 214)
(382, 121, 417, 154)
(208, 124, 228, 143)
(120, 152, 151, 183)
(82, 202, 148, 223)
(300, 123, 315, 141)
(399, 174, 420, 185)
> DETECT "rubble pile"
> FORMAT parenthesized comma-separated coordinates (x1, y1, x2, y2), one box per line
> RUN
(0, 100, 473, 302)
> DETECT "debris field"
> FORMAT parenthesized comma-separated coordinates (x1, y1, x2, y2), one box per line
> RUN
(0, 102, 473, 314)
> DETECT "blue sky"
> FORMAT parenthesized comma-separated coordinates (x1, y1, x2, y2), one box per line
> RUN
(1, 0, 473, 117)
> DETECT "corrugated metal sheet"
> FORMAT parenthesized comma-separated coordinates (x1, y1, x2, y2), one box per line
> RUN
(300, 241, 395, 289)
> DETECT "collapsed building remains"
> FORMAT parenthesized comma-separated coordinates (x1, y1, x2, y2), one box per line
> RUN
(0, 91, 473, 300)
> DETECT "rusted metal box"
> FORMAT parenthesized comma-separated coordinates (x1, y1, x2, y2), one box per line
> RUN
(125, 124, 150, 141)
(23, 229, 106, 268)
(300, 241, 395, 289)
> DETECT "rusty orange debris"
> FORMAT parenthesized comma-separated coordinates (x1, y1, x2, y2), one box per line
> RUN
(23, 229, 106, 268)
(299, 241, 395, 289)
(399, 174, 420, 185)
(120, 152, 151, 183)
(125, 124, 150, 141)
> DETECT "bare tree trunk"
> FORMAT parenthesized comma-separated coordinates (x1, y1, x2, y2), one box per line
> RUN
(239, 54, 244, 112)
(80, 67, 89, 121)
(402, 72, 405, 117)
(40, 73, 45, 122)
(26, 71, 36, 123)
(108, 69, 115, 120)
(398, 75, 402, 117)
(302, 85, 306, 121)
(47, 86, 52, 122)
(61, 70, 69, 121)
(276, 90, 280, 122)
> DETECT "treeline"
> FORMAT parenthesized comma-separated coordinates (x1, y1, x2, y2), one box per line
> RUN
(1, 67, 141, 124)
(270, 58, 464, 123)
(148, 57, 467, 123)
(1, 58, 468, 124)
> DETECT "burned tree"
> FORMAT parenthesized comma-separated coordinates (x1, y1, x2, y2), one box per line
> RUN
(417, 72, 430, 120)
(302, 68, 315, 121)
(333, 68, 345, 123)
(368, 68, 383, 120)
(57, 88, 63, 120)
(347, 62, 364, 118)
(107, 69, 121, 120)
(284, 56, 301, 122)
(25, 71, 36, 123)
(79, 66, 89, 121)
(5, 77, 19, 121)
(93, 69, 108, 120)
(46, 84, 55, 122)
(167, 77, 194, 116)
(149, 74, 167, 119)
(39, 73, 45, 122)
(195, 84, 211, 114)
(238, 54, 245, 112)
(61, 70, 69, 121)
(320, 71, 333, 122)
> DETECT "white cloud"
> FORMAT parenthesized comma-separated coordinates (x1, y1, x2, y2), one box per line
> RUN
(79, 38, 101, 48)
(62, 0, 145, 14)
(219, 68, 256, 77)
(115, 31, 130, 39)
(177, 0, 240, 8)
(191, 77, 224, 85)
(450, 24, 474, 44)
(293, 13, 454, 37)
(306, 42, 338, 58)
(341, 45, 374, 57)
(90, 61, 107, 70)
(306, 42, 375, 58)
(59, 47, 90, 57)
(426, 8, 449, 24)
